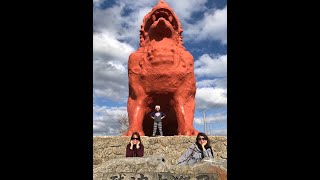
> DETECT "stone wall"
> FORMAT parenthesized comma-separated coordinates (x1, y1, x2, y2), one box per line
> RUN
(93, 136, 227, 166)
(93, 155, 227, 180)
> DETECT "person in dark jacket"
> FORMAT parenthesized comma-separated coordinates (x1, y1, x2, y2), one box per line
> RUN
(126, 132, 144, 157)
(176, 132, 214, 165)
(150, 105, 166, 136)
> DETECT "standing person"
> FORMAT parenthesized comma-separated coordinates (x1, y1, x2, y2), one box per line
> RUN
(126, 132, 144, 157)
(150, 105, 166, 136)
(176, 132, 214, 165)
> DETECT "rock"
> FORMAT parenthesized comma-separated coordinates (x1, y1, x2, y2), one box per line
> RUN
(94, 136, 227, 167)
(93, 155, 227, 180)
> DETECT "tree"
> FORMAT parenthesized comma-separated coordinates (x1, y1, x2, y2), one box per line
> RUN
(117, 113, 129, 134)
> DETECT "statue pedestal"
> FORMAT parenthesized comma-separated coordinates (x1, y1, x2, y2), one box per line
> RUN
(94, 155, 227, 180)
(93, 136, 227, 179)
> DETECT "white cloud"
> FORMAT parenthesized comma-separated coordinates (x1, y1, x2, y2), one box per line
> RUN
(165, 0, 207, 21)
(93, 32, 134, 63)
(93, 0, 217, 46)
(197, 78, 227, 89)
(196, 87, 227, 110)
(93, 0, 156, 48)
(118, 0, 157, 10)
(194, 112, 227, 136)
(93, 31, 134, 101)
(184, 6, 227, 44)
(93, 2, 124, 34)
(93, 60, 128, 101)
(195, 54, 227, 78)
(93, 105, 127, 136)
(194, 114, 227, 124)
(93, 0, 103, 8)
(117, 7, 153, 46)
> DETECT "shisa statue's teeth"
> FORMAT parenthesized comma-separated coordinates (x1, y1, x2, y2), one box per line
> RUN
(162, 11, 168, 15)
(152, 15, 156, 21)
(169, 15, 173, 22)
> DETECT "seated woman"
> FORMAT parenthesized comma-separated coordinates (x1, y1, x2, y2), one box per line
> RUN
(177, 132, 214, 165)
(126, 132, 144, 157)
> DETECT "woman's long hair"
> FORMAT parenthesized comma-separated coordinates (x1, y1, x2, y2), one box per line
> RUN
(195, 132, 212, 149)
(129, 132, 142, 144)
(195, 132, 213, 157)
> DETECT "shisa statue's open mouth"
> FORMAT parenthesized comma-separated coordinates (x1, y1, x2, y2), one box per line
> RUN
(144, 8, 179, 41)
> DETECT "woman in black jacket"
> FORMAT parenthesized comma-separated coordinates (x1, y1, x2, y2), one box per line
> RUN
(126, 132, 144, 157)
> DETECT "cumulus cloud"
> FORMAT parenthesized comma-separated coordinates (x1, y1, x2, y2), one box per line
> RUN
(93, 32, 134, 63)
(194, 53, 227, 113)
(194, 114, 227, 124)
(92, 1, 152, 102)
(117, 7, 153, 46)
(165, 0, 207, 21)
(195, 78, 227, 111)
(197, 78, 227, 89)
(196, 87, 227, 110)
(184, 6, 227, 44)
(93, 105, 127, 136)
(194, 113, 227, 136)
(93, 59, 128, 101)
(93, 0, 156, 47)
(195, 54, 227, 78)
(93, 0, 223, 46)
(93, 31, 134, 101)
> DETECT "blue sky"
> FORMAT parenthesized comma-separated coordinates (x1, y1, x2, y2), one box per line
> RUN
(93, 0, 227, 136)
